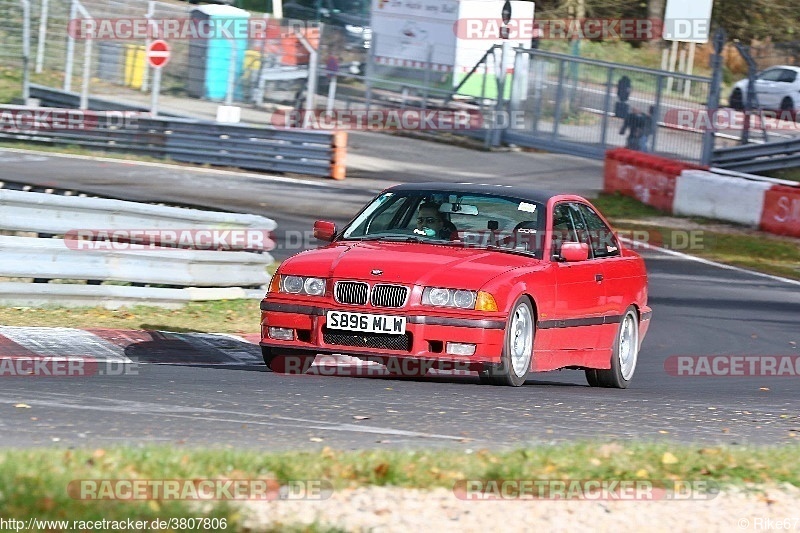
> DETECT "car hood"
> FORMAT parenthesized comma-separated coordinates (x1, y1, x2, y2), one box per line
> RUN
(281, 241, 541, 288)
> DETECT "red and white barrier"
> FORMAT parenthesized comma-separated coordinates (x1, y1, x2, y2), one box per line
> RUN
(673, 170, 772, 226)
(604, 149, 800, 237)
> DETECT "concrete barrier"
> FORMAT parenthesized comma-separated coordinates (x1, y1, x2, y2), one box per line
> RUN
(674, 170, 772, 226)
(604, 148, 800, 237)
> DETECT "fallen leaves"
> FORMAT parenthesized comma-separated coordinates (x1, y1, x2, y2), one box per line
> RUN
(661, 452, 679, 465)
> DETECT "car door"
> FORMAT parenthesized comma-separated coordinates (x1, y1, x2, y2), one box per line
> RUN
(573, 202, 638, 351)
(549, 203, 606, 350)
(754, 68, 784, 109)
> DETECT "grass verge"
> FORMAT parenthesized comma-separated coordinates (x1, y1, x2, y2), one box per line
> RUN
(0, 443, 798, 531)
(0, 299, 262, 334)
(592, 193, 800, 280)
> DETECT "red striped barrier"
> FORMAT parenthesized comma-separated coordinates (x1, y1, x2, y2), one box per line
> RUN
(760, 185, 800, 238)
(603, 148, 706, 213)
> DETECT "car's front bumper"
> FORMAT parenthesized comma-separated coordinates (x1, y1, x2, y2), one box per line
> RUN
(260, 299, 507, 367)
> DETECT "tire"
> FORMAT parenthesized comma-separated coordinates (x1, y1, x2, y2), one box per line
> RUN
(262, 346, 315, 374)
(780, 97, 794, 112)
(593, 306, 639, 389)
(585, 368, 600, 387)
(479, 296, 534, 387)
(729, 89, 743, 111)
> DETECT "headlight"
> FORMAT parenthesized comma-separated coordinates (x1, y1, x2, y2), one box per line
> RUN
(280, 275, 326, 296)
(304, 277, 325, 296)
(422, 287, 478, 309)
(345, 24, 364, 34)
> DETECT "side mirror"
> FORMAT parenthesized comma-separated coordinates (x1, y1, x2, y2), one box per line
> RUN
(561, 242, 589, 262)
(313, 220, 337, 242)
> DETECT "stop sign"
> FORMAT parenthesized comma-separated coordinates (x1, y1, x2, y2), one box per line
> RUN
(147, 40, 170, 69)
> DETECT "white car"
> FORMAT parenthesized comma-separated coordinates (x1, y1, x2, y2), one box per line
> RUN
(729, 65, 800, 114)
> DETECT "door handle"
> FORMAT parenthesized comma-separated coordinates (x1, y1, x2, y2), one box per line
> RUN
(595, 273, 604, 282)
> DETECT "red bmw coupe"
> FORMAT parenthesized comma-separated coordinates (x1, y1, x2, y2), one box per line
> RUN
(260, 183, 651, 388)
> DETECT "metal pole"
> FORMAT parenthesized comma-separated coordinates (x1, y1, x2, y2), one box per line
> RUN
(326, 75, 337, 113)
(683, 42, 696, 98)
(35, 0, 48, 74)
(142, 0, 154, 93)
(599, 67, 613, 149)
(226, 38, 237, 105)
(21, 0, 31, 103)
(701, 29, 725, 167)
(364, 32, 376, 113)
(80, 30, 92, 109)
(421, 43, 432, 113)
(64, 0, 77, 91)
(651, 75, 664, 152)
(491, 40, 511, 148)
(665, 40, 678, 93)
(551, 59, 566, 141)
(294, 29, 317, 113)
(151, 67, 162, 116)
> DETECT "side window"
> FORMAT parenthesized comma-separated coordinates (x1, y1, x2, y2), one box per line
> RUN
(778, 69, 797, 84)
(759, 69, 783, 82)
(551, 203, 578, 257)
(575, 203, 620, 258)
(367, 196, 411, 233)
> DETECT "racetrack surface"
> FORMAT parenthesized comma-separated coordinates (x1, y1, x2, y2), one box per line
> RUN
(0, 140, 798, 449)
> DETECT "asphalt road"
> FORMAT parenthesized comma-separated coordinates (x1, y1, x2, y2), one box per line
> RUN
(0, 140, 798, 449)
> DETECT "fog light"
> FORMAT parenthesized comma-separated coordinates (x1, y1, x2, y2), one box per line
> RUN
(446, 342, 476, 356)
(269, 327, 294, 341)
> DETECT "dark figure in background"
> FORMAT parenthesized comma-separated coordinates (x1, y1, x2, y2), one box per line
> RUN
(620, 107, 653, 152)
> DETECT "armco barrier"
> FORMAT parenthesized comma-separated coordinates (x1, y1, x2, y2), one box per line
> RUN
(674, 170, 772, 226)
(0, 189, 276, 308)
(603, 148, 707, 213)
(0, 104, 347, 179)
(761, 185, 800, 238)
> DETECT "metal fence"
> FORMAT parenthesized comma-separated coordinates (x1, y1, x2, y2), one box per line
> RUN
(3, 1, 798, 169)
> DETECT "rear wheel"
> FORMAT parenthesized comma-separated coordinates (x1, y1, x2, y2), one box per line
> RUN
(591, 306, 639, 388)
(262, 347, 315, 374)
(780, 97, 794, 112)
(479, 296, 534, 387)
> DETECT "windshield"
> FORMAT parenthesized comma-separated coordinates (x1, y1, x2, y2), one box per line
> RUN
(341, 190, 546, 258)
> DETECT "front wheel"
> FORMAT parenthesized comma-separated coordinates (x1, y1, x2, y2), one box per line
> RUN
(588, 306, 639, 388)
(480, 296, 534, 387)
(262, 347, 315, 374)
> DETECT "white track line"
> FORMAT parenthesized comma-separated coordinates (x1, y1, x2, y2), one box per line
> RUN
(621, 237, 800, 287)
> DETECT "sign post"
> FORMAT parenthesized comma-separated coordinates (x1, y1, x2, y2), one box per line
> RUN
(146, 40, 170, 116)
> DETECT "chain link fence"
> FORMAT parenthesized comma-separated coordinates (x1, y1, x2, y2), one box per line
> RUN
(4, 1, 799, 166)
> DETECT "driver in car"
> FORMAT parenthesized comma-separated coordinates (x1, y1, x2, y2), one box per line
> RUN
(415, 201, 456, 239)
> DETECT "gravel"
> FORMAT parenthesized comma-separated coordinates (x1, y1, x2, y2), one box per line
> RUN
(243, 484, 800, 532)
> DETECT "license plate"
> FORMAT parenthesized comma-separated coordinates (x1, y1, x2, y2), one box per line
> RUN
(327, 311, 406, 335)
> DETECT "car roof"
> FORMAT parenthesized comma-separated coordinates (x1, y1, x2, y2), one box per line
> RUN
(385, 182, 576, 205)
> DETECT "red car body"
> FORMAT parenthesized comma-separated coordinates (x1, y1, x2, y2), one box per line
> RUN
(260, 184, 651, 387)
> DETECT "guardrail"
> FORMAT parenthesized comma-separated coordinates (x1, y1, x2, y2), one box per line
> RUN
(0, 103, 348, 179)
(712, 137, 800, 173)
(0, 189, 277, 308)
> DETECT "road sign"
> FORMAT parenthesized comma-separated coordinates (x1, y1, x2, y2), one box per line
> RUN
(146, 40, 170, 69)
